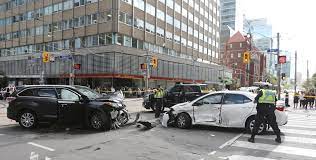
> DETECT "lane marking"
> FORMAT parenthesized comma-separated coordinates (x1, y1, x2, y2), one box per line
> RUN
(219, 133, 243, 149)
(208, 151, 216, 155)
(225, 155, 276, 160)
(232, 140, 316, 158)
(28, 142, 55, 152)
(0, 134, 4, 136)
(281, 128, 316, 136)
(242, 135, 316, 144)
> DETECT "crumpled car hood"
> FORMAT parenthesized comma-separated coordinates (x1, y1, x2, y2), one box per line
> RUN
(171, 102, 192, 111)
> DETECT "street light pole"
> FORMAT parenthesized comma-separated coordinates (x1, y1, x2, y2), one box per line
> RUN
(277, 32, 281, 99)
(294, 51, 297, 93)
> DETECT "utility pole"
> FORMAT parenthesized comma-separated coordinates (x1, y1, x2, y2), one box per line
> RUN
(145, 51, 150, 93)
(277, 32, 281, 99)
(294, 51, 297, 93)
(307, 60, 309, 81)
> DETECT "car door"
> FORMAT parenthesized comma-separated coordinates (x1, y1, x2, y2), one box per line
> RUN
(35, 88, 59, 122)
(165, 85, 182, 106)
(57, 88, 85, 125)
(221, 93, 254, 127)
(193, 93, 223, 125)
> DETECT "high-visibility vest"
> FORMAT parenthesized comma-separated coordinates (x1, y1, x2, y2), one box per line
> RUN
(258, 89, 276, 104)
(154, 90, 164, 98)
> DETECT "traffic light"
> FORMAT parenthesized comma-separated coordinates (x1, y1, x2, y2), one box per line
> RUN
(281, 73, 286, 80)
(140, 63, 147, 70)
(151, 56, 158, 68)
(42, 51, 50, 63)
(243, 51, 250, 64)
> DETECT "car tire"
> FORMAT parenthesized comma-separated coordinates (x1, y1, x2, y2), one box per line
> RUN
(176, 113, 192, 129)
(246, 116, 267, 134)
(18, 110, 37, 129)
(89, 112, 110, 131)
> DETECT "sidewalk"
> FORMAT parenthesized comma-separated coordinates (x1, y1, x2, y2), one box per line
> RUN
(0, 101, 16, 126)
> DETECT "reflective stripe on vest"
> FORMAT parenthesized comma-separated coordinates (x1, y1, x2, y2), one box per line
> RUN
(258, 89, 276, 104)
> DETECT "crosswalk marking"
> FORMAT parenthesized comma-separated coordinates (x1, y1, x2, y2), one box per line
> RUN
(281, 128, 316, 136)
(242, 135, 316, 144)
(232, 140, 316, 158)
(0, 134, 3, 136)
(225, 155, 276, 160)
(284, 124, 316, 129)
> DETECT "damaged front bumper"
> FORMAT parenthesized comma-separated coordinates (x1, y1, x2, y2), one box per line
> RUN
(161, 108, 177, 127)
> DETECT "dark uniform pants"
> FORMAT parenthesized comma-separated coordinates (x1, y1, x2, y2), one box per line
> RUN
(252, 104, 280, 137)
(155, 98, 163, 118)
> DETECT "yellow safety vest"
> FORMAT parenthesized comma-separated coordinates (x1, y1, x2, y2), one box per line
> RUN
(154, 90, 164, 98)
(258, 89, 276, 104)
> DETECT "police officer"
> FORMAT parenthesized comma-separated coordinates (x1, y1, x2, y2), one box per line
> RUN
(248, 84, 281, 143)
(154, 85, 164, 118)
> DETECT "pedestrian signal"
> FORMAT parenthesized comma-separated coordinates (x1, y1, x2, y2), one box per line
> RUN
(151, 56, 158, 68)
(42, 51, 50, 63)
(243, 51, 250, 64)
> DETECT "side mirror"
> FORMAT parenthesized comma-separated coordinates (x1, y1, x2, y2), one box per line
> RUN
(203, 101, 210, 104)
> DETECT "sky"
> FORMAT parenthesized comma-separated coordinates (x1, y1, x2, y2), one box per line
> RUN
(241, 0, 316, 79)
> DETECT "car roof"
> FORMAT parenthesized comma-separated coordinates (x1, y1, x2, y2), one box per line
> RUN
(175, 83, 206, 86)
(209, 90, 256, 99)
(16, 85, 84, 90)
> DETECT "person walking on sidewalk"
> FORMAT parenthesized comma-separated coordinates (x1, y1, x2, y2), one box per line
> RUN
(248, 84, 281, 143)
(293, 92, 299, 109)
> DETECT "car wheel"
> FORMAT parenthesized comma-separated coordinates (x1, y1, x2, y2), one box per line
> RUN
(176, 113, 192, 129)
(246, 116, 267, 134)
(90, 112, 110, 131)
(19, 110, 37, 129)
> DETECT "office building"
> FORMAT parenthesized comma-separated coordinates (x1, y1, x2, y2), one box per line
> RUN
(0, 0, 228, 88)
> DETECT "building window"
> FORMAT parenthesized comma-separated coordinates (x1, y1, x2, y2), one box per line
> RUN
(121, 0, 132, 4)
(157, 9, 165, 21)
(99, 10, 112, 22)
(229, 44, 233, 48)
(146, 3, 155, 16)
(156, 27, 164, 37)
(132, 38, 137, 48)
(231, 54, 234, 58)
(106, 33, 113, 45)
(124, 35, 132, 47)
(134, 18, 144, 30)
(166, 31, 172, 41)
(166, 14, 173, 25)
(116, 34, 123, 45)
(240, 43, 243, 48)
(238, 53, 241, 58)
(174, 3, 181, 13)
(182, 8, 187, 18)
(119, 12, 132, 25)
(166, 0, 173, 9)
(174, 19, 180, 29)
(134, 0, 145, 11)
(145, 22, 155, 34)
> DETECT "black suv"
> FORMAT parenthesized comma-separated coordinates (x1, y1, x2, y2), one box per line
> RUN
(7, 85, 127, 130)
(143, 84, 207, 110)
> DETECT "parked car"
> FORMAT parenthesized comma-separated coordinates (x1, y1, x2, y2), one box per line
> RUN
(7, 85, 129, 130)
(143, 83, 207, 111)
(163, 90, 288, 134)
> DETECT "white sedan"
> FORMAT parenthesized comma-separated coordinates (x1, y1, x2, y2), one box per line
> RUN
(162, 91, 288, 134)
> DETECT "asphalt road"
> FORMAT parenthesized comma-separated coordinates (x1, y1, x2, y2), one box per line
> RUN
(1, 99, 315, 160)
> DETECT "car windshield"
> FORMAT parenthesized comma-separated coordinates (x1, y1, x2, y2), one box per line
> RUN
(75, 86, 102, 100)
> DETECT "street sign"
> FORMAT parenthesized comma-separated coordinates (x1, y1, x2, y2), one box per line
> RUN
(278, 55, 286, 64)
(267, 49, 279, 52)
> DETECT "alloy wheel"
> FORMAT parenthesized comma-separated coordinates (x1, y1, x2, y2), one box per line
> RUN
(249, 119, 265, 134)
(20, 112, 35, 128)
(177, 115, 186, 128)
(91, 114, 102, 129)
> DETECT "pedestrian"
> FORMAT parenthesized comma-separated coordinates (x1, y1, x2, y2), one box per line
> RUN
(285, 91, 289, 107)
(248, 84, 281, 143)
(293, 92, 299, 109)
(154, 85, 164, 118)
(299, 92, 305, 108)
(137, 88, 142, 98)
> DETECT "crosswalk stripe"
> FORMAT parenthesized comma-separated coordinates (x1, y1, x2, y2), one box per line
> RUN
(225, 155, 276, 160)
(242, 135, 316, 145)
(232, 140, 316, 158)
(284, 124, 316, 129)
(285, 122, 316, 128)
(282, 128, 316, 136)
(0, 134, 3, 136)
